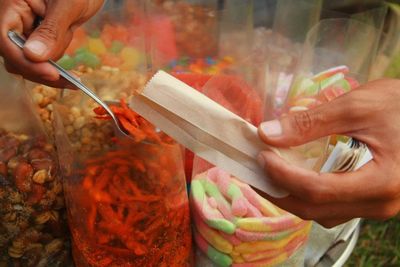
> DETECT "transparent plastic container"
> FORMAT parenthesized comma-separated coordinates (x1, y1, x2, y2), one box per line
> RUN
(54, 127, 192, 266)
(50, 3, 192, 266)
(0, 65, 72, 266)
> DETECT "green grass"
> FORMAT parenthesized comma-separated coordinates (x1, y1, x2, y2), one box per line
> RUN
(345, 215, 400, 267)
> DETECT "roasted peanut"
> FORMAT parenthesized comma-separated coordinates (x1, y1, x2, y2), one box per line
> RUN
(13, 162, 33, 193)
(32, 170, 48, 184)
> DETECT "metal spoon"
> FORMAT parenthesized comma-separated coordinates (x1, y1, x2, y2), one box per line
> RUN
(7, 30, 133, 140)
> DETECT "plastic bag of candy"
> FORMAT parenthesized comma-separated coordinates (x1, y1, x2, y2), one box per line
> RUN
(186, 72, 312, 266)
(277, 11, 386, 170)
(0, 65, 73, 266)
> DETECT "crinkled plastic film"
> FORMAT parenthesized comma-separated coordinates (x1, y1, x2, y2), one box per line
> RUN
(0, 65, 73, 266)
(52, 4, 192, 267)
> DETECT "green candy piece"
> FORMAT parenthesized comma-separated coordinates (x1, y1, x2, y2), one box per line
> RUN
(207, 218, 236, 235)
(89, 29, 101, 38)
(199, 180, 236, 234)
(200, 179, 232, 212)
(57, 55, 76, 70)
(110, 41, 125, 54)
(207, 245, 232, 267)
(74, 51, 101, 69)
(74, 47, 89, 55)
(334, 78, 351, 92)
(319, 72, 345, 91)
(178, 56, 190, 66)
(227, 183, 243, 200)
(193, 179, 236, 234)
(191, 180, 206, 202)
(289, 77, 315, 98)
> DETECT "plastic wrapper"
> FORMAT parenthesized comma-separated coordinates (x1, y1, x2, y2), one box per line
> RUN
(54, 94, 192, 266)
(184, 73, 312, 265)
(146, 0, 219, 66)
(32, 4, 148, 153)
(369, 3, 400, 79)
(191, 166, 312, 267)
(0, 66, 72, 266)
(261, 0, 323, 120)
(49, 5, 191, 266)
(55, 116, 191, 266)
(277, 12, 386, 170)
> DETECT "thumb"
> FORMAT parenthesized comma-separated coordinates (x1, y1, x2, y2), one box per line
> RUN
(23, 1, 76, 61)
(258, 93, 360, 147)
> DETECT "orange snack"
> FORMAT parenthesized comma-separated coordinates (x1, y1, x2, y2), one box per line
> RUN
(67, 101, 192, 266)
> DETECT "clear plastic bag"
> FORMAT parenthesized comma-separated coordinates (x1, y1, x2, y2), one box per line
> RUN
(370, 3, 400, 79)
(50, 5, 192, 266)
(145, 0, 219, 67)
(279, 11, 386, 170)
(0, 65, 72, 266)
(187, 68, 312, 266)
(182, 10, 314, 262)
(54, 118, 192, 266)
(186, 5, 387, 267)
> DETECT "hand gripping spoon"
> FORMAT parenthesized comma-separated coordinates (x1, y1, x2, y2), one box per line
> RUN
(8, 30, 134, 141)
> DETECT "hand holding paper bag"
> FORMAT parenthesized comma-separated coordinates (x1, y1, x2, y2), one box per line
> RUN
(258, 78, 400, 227)
(129, 71, 316, 198)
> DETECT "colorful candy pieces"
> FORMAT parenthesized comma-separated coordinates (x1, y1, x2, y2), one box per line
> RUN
(288, 65, 358, 112)
(191, 168, 311, 266)
(165, 56, 234, 75)
(60, 24, 145, 70)
(191, 178, 236, 234)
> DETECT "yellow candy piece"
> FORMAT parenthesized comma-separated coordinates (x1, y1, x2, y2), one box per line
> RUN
(195, 222, 233, 254)
(237, 216, 302, 232)
(233, 227, 309, 254)
(293, 97, 317, 107)
(207, 66, 219, 75)
(289, 106, 309, 113)
(119, 47, 142, 70)
(231, 254, 245, 263)
(87, 38, 107, 55)
(222, 56, 234, 64)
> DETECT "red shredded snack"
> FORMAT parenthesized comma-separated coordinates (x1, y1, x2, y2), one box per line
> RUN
(67, 101, 192, 267)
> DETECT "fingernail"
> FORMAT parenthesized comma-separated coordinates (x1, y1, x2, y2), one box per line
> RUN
(260, 120, 282, 137)
(257, 153, 266, 168)
(25, 40, 47, 56)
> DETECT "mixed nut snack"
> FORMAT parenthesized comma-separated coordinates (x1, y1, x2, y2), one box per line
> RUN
(0, 130, 72, 266)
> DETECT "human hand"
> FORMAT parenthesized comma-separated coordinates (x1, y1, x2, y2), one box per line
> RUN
(0, 0, 104, 87)
(257, 79, 400, 228)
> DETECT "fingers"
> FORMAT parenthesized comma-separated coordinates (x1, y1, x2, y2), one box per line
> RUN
(0, 0, 102, 87)
(258, 91, 367, 147)
(257, 150, 399, 203)
(23, 0, 78, 62)
(0, 1, 59, 83)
